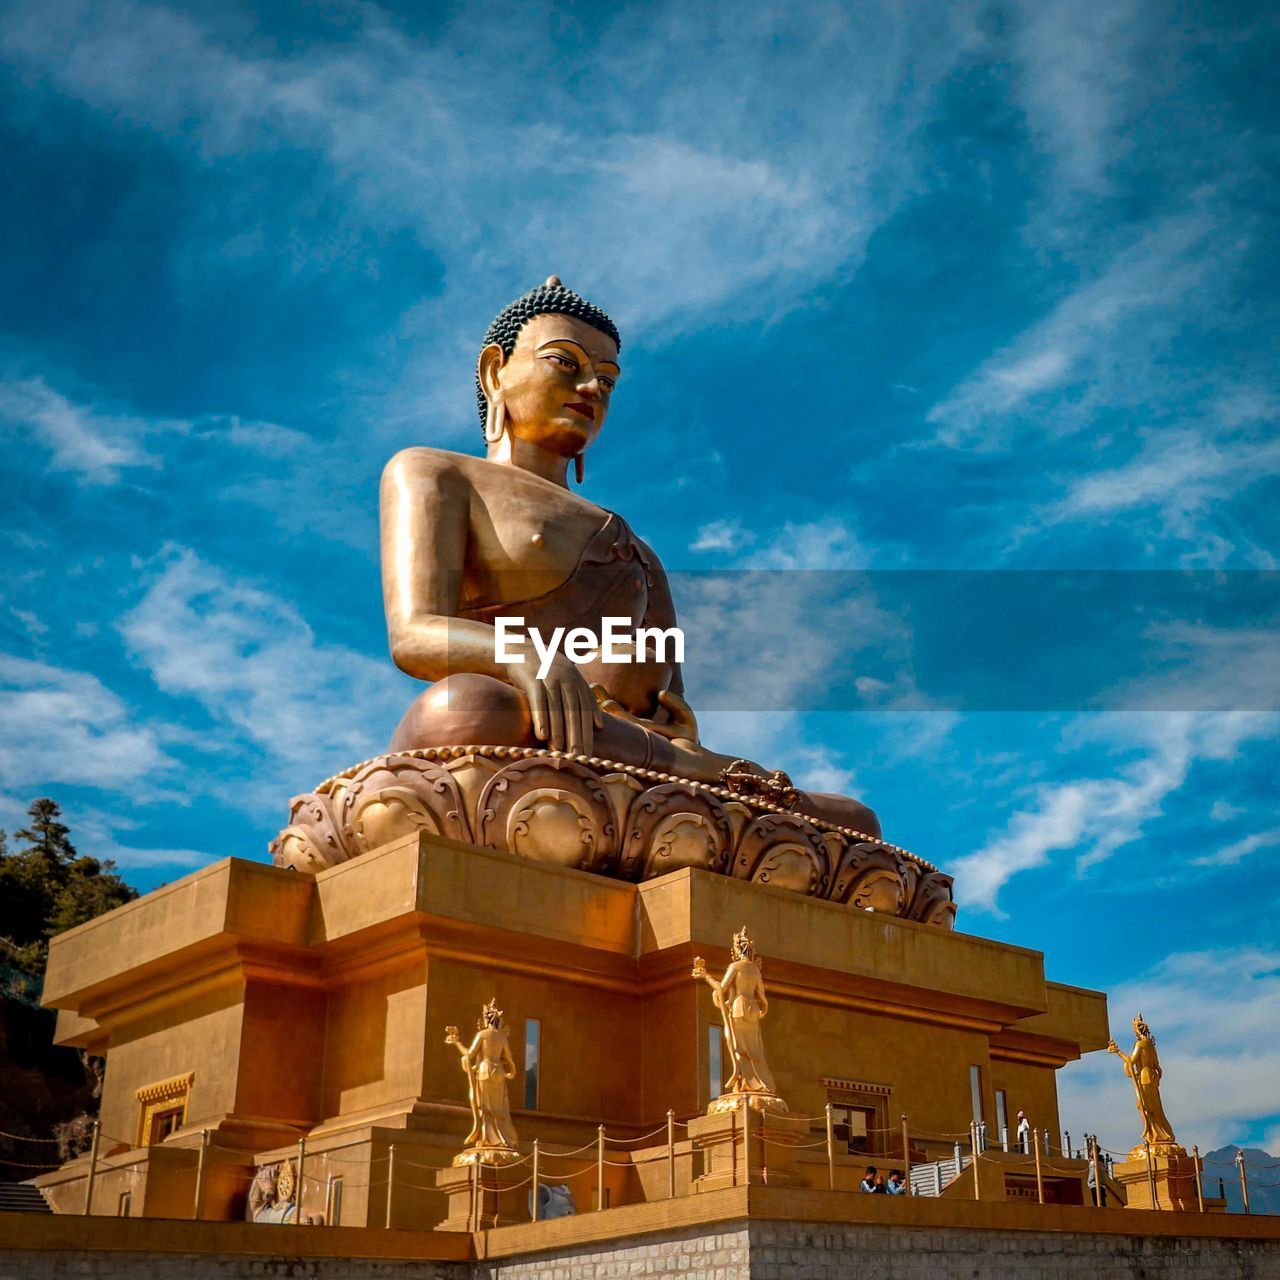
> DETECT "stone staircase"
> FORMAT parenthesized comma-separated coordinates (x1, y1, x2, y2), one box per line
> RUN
(0, 1182, 51, 1213)
(909, 1154, 971, 1197)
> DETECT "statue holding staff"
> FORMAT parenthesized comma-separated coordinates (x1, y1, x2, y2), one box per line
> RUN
(692, 926, 780, 1105)
(1108, 1013, 1180, 1154)
(445, 998, 519, 1161)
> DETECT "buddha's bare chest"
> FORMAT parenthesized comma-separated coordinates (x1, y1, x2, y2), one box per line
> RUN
(463, 469, 608, 582)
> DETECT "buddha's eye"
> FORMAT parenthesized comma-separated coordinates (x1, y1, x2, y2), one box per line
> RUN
(543, 352, 578, 372)
(599, 376, 616, 392)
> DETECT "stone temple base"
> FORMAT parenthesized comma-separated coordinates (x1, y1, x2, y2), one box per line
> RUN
(1112, 1148, 1224, 1212)
(434, 1159, 528, 1231)
(38, 829, 1107, 1228)
(3, 1190, 1279, 1280)
(690, 1101, 809, 1191)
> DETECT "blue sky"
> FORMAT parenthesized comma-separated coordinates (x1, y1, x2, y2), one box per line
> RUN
(0, 0, 1277, 1157)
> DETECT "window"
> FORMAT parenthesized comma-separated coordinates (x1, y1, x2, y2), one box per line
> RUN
(969, 1065, 984, 1124)
(707, 1025, 723, 1104)
(326, 1176, 343, 1226)
(830, 1105, 874, 1154)
(994, 1089, 1009, 1145)
(524, 1018, 541, 1110)
(135, 1073, 193, 1147)
(821, 1077, 892, 1155)
(151, 1106, 184, 1142)
(117, 1191, 132, 1217)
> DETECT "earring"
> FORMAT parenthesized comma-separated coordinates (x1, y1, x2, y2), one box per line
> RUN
(574, 453, 585, 484)
(484, 398, 507, 445)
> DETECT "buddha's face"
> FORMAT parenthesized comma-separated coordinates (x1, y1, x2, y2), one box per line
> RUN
(483, 313, 620, 457)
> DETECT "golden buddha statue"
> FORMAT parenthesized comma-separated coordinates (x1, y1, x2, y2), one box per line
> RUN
(1108, 1014, 1181, 1157)
(271, 278, 955, 929)
(380, 276, 876, 834)
(446, 999, 519, 1164)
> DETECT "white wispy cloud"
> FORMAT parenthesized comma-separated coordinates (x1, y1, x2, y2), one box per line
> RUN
(0, 652, 175, 792)
(1007, 0, 1144, 194)
(691, 520, 752, 554)
(1059, 948, 1280, 1156)
(118, 544, 411, 787)
(1038, 423, 1280, 565)
(1192, 827, 1280, 869)
(927, 211, 1216, 448)
(950, 713, 1275, 914)
(742, 517, 876, 570)
(0, 376, 160, 483)
(0, 0, 982, 430)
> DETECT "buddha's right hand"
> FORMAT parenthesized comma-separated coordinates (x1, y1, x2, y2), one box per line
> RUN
(590, 687, 700, 743)
(507, 654, 603, 756)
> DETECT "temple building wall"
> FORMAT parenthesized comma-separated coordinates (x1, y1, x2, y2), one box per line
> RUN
(37, 833, 1108, 1225)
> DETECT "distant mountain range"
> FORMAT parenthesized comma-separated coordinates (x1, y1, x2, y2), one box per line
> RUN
(1201, 1146, 1280, 1216)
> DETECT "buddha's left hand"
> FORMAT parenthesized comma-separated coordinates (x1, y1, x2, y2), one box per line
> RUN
(590, 687, 700, 744)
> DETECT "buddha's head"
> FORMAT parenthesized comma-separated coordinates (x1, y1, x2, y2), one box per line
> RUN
(731, 925, 757, 963)
(1133, 1014, 1151, 1040)
(476, 277, 621, 466)
(480, 997, 504, 1030)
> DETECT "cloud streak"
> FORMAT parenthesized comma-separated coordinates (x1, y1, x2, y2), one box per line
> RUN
(0, 376, 160, 483)
(118, 544, 408, 785)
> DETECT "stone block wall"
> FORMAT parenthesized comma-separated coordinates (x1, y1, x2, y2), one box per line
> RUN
(0, 1252, 467, 1280)
(485, 1225, 751, 1280)
(2, 1216, 1279, 1280)
(747, 1221, 1280, 1280)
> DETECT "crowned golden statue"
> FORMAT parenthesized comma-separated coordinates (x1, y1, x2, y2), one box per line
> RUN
(445, 999, 520, 1164)
(271, 278, 955, 931)
(1108, 1014, 1181, 1158)
(693, 926, 783, 1112)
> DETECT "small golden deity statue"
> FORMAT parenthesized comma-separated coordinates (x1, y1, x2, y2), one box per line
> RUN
(445, 999, 520, 1164)
(693, 926, 785, 1112)
(1108, 1013, 1181, 1157)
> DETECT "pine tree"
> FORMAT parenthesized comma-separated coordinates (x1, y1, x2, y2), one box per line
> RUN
(14, 798, 77, 880)
(0, 799, 137, 984)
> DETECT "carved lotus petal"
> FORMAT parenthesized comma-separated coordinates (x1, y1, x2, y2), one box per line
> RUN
(477, 757, 617, 872)
(733, 813, 830, 898)
(908, 871, 958, 930)
(619, 783, 732, 880)
(270, 792, 350, 871)
(340, 756, 471, 855)
(504, 789, 601, 867)
(830, 841, 908, 914)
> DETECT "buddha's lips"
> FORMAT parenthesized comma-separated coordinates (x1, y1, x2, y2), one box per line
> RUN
(565, 401, 595, 422)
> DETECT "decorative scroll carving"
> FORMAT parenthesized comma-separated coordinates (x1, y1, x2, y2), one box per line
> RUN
(907, 871, 959, 928)
(269, 747, 956, 928)
(618, 783, 733, 881)
(476, 757, 617, 871)
(733, 813, 830, 897)
(830, 842, 909, 915)
(339, 755, 472, 855)
(270, 792, 347, 873)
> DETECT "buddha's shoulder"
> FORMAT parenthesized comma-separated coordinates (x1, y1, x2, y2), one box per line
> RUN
(382, 446, 478, 484)
(383, 448, 517, 505)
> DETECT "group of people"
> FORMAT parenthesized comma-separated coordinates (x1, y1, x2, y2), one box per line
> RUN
(859, 1166, 908, 1195)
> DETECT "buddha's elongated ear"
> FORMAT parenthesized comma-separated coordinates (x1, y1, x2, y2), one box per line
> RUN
(477, 342, 507, 405)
